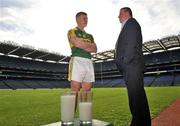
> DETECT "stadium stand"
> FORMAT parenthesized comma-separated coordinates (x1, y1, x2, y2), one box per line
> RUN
(0, 78, 9, 89)
(143, 75, 157, 87)
(93, 35, 180, 87)
(0, 41, 70, 89)
(174, 74, 180, 86)
(151, 73, 174, 86)
(0, 35, 180, 89)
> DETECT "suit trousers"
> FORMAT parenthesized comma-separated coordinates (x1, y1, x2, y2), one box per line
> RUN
(122, 65, 151, 126)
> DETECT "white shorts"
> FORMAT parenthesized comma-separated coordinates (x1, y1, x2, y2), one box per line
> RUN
(68, 57, 95, 83)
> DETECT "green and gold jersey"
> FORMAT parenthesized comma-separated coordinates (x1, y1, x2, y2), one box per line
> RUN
(67, 27, 94, 59)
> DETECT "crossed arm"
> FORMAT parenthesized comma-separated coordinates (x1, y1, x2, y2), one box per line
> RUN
(69, 36, 97, 53)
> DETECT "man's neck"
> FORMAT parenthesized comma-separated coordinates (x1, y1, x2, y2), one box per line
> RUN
(77, 26, 85, 31)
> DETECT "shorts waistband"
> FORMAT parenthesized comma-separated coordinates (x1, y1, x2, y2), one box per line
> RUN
(71, 56, 92, 62)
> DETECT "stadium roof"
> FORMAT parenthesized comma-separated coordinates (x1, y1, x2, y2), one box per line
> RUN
(0, 34, 180, 63)
(0, 41, 70, 63)
(92, 34, 180, 62)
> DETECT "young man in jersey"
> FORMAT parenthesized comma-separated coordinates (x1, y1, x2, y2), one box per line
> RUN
(67, 12, 97, 94)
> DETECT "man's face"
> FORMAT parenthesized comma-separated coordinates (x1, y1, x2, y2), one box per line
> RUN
(76, 15, 88, 28)
(118, 9, 128, 23)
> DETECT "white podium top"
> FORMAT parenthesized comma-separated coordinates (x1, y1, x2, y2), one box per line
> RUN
(42, 118, 113, 126)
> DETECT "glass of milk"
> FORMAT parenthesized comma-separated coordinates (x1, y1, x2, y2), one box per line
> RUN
(79, 91, 93, 125)
(61, 91, 76, 126)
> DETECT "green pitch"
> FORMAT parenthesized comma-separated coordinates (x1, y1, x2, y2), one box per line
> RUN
(0, 87, 180, 126)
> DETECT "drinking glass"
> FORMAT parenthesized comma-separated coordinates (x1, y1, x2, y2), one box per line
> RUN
(79, 91, 93, 126)
(61, 91, 76, 126)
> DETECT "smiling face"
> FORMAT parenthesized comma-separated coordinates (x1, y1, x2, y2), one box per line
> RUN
(118, 8, 131, 23)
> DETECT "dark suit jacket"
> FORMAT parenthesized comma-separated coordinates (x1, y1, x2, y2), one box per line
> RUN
(115, 18, 145, 72)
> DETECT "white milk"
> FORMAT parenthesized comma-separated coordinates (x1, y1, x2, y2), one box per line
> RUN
(79, 102, 92, 121)
(61, 95, 75, 122)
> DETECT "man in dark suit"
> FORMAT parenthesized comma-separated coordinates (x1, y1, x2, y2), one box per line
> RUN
(114, 7, 151, 126)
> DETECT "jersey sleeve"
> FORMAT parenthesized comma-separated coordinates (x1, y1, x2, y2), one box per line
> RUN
(67, 29, 76, 48)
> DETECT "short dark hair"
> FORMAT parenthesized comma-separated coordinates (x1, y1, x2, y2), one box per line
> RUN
(121, 7, 133, 17)
(76, 11, 87, 18)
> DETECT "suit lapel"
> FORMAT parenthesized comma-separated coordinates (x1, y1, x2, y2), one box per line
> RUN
(115, 18, 133, 58)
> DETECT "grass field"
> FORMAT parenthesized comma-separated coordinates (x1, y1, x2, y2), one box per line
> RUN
(0, 87, 180, 126)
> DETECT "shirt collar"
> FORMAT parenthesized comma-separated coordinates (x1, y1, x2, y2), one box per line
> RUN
(121, 18, 130, 29)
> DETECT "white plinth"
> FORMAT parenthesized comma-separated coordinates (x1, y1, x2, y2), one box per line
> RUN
(42, 118, 113, 126)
